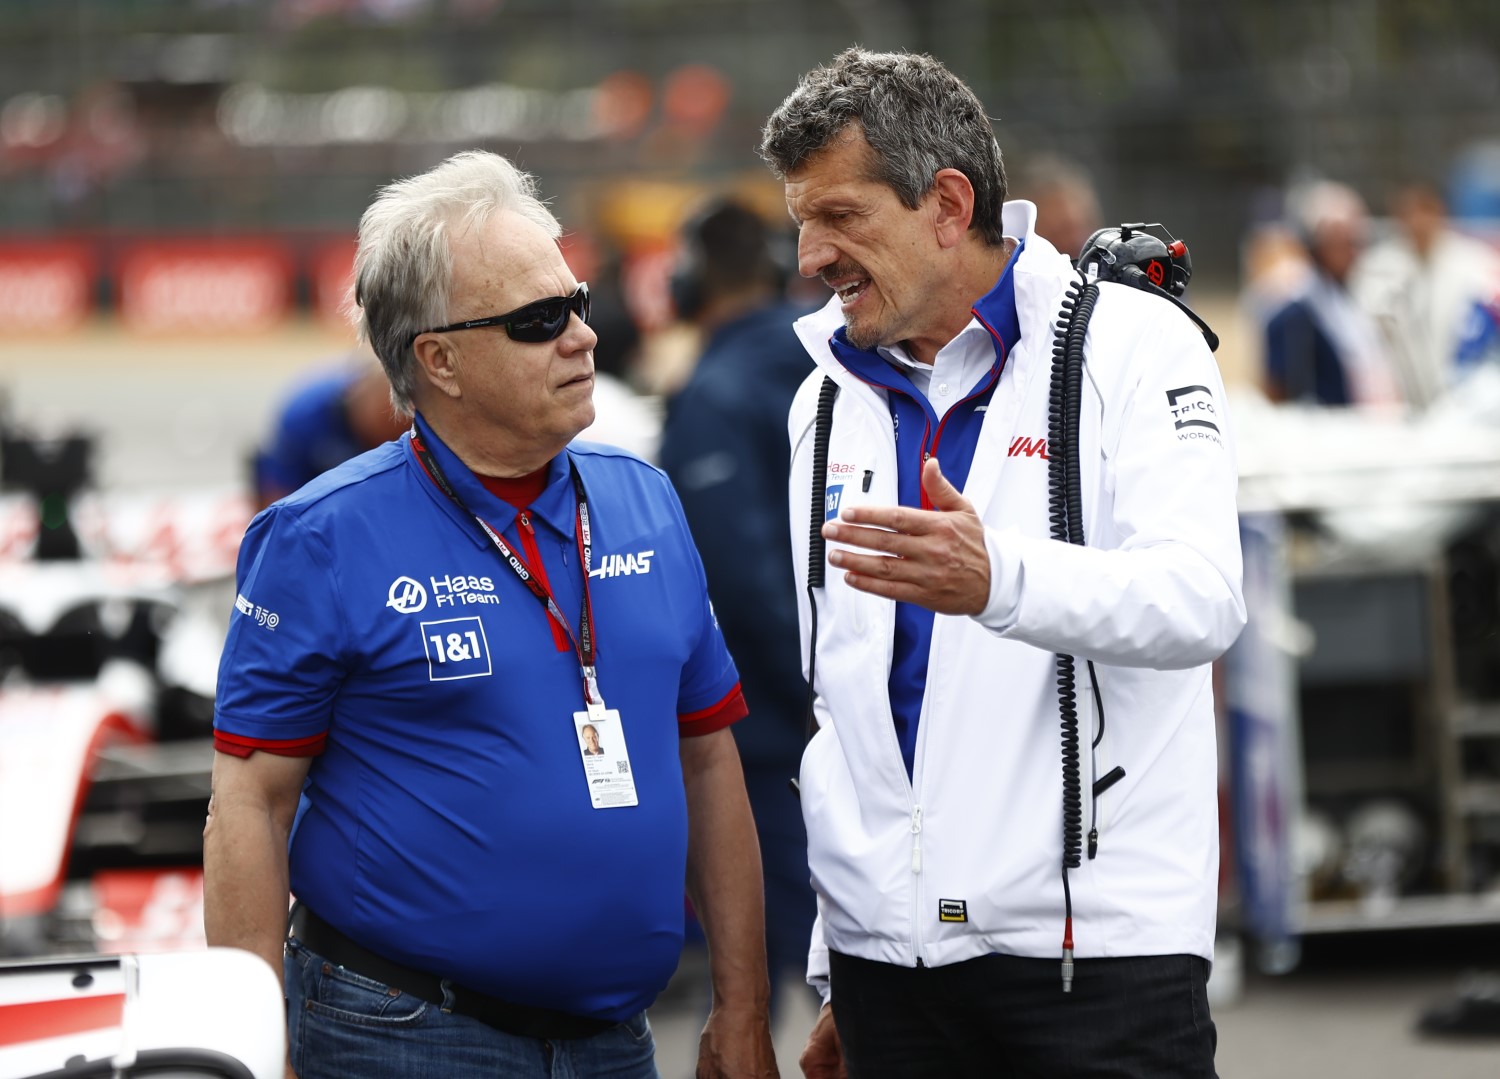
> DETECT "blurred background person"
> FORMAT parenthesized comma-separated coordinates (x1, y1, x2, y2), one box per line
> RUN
(1013, 152, 1103, 263)
(1262, 180, 1401, 407)
(576, 254, 665, 462)
(658, 197, 820, 1028)
(251, 355, 405, 510)
(1354, 179, 1500, 411)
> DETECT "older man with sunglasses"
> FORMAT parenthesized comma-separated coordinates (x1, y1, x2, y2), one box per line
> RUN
(204, 151, 778, 1079)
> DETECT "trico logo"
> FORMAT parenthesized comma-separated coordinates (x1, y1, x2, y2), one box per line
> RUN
(1165, 384, 1222, 444)
(234, 593, 279, 630)
(588, 550, 654, 580)
(1008, 436, 1050, 460)
(386, 576, 428, 614)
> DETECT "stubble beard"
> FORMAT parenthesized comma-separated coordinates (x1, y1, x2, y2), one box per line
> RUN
(843, 315, 883, 352)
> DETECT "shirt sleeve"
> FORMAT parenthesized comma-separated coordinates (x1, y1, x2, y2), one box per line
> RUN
(213, 505, 350, 757)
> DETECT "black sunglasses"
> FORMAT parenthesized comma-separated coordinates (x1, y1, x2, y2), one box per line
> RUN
(412, 282, 590, 345)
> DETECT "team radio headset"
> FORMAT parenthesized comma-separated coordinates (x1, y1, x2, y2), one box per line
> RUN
(797, 224, 1220, 993)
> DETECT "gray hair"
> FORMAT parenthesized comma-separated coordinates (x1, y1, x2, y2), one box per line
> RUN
(353, 150, 562, 415)
(760, 48, 1007, 246)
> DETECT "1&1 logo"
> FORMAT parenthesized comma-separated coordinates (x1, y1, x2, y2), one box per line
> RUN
(825, 484, 844, 522)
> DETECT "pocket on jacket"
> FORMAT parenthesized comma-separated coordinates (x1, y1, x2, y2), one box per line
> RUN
(1087, 682, 1122, 837)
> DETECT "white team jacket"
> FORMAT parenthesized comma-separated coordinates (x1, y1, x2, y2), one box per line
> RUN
(787, 203, 1246, 998)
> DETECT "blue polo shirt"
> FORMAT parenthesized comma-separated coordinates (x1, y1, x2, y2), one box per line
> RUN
(214, 414, 744, 1021)
(828, 255, 1023, 777)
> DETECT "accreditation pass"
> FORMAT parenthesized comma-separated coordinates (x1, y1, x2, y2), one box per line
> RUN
(573, 708, 638, 809)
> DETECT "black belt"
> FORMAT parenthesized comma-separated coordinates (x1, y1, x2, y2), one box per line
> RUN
(288, 903, 617, 1041)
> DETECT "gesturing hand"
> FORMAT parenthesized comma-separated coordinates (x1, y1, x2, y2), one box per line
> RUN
(822, 457, 991, 616)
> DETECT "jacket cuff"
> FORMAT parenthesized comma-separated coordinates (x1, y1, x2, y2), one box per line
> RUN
(974, 526, 1024, 634)
(807, 907, 831, 1006)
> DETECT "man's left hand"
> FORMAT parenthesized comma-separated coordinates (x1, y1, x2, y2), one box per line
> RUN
(696, 1002, 779, 1078)
(822, 457, 990, 616)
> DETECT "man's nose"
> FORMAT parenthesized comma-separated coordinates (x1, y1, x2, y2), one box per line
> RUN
(562, 311, 598, 354)
(797, 225, 834, 279)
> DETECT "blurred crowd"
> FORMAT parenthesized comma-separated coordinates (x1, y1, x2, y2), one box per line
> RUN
(1246, 177, 1500, 416)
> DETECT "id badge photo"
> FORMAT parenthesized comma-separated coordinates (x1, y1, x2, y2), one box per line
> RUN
(573, 708, 639, 809)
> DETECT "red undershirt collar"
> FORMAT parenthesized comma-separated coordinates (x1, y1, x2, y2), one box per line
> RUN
(477, 466, 549, 508)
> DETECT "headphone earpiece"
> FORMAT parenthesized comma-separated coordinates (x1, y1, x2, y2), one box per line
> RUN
(767, 230, 796, 293)
(669, 238, 706, 322)
(670, 199, 789, 323)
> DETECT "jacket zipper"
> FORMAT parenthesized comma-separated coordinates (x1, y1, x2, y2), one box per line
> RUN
(919, 368, 1003, 509)
(910, 802, 924, 965)
(819, 373, 931, 968)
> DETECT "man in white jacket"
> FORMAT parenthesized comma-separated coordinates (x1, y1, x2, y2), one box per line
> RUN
(761, 48, 1246, 1078)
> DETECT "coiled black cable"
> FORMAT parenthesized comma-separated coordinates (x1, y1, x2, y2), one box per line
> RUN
(1048, 274, 1098, 989)
(793, 377, 840, 794)
(807, 377, 840, 591)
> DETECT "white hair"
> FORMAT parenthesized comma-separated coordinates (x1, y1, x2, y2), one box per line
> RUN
(1288, 179, 1367, 240)
(352, 151, 562, 415)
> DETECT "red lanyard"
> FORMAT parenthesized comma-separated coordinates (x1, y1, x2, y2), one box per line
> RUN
(410, 432, 603, 708)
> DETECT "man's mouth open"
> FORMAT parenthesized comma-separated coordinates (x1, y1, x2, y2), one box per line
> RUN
(834, 278, 869, 310)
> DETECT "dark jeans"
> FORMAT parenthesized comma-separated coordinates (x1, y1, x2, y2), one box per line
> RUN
(286, 939, 659, 1079)
(829, 950, 1217, 1079)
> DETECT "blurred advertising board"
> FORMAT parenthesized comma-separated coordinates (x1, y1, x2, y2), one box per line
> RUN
(0, 241, 95, 333)
(116, 238, 293, 334)
(309, 236, 356, 331)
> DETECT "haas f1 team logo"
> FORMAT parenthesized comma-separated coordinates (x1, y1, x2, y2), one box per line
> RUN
(386, 576, 428, 614)
(589, 550, 655, 580)
(1008, 436, 1050, 460)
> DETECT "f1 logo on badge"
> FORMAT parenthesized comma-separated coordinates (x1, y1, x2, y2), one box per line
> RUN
(387, 576, 428, 614)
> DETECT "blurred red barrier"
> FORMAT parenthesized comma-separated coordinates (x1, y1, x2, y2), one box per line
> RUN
(309, 235, 356, 330)
(0, 240, 96, 333)
(116, 238, 293, 334)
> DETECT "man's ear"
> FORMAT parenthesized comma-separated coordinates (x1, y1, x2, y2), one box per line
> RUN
(412, 334, 463, 401)
(930, 168, 976, 249)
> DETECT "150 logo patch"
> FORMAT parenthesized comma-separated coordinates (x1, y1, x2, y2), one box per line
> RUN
(235, 593, 279, 630)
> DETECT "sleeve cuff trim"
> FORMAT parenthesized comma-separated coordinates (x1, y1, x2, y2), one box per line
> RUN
(213, 730, 327, 758)
(677, 684, 748, 738)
